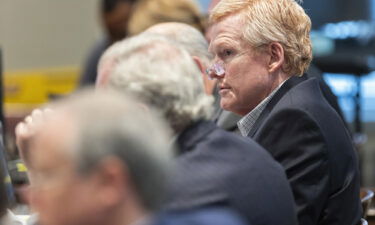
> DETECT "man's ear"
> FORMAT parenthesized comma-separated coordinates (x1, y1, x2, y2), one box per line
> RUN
(268, 42, 284, 73)
(94, 157, 131, 208)
(192, 56, 205, 74)
(192, 56, 217, 95)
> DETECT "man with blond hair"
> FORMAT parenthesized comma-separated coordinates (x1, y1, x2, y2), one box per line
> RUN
(208, 0, 361, 225)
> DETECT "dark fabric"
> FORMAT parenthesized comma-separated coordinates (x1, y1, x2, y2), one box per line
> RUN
(79, 37, 111, 87)
(307, 65, 346, 124)
(165, 121, 297, 225)
(249, 75, 361, 225)
(0, 126, 14, 209)
(154, 207, 248, 225)
(214, 109, 242, 132)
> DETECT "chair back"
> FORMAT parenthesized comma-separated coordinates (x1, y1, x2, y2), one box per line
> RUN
(361, 188, 374, 219)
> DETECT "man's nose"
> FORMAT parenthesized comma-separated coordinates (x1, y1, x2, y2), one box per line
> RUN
(206, 62, 225, 80)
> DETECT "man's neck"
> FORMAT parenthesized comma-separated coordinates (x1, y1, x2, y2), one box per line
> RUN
(107, 203, 149, 225)
(268, 71, 290, 97)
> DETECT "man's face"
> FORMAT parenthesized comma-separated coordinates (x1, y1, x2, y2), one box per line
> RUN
(103, 2, 133, 42)
(209, 14, 275, 115)
(28, 117, 103, 225)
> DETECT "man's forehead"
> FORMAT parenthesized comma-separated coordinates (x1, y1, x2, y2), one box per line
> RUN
(212, 14, 244, 31)
(30, 127, 73, 171)
(32, 113, 76, 155)
(209, 15, 245, 51)
(38, 110, 73, 132)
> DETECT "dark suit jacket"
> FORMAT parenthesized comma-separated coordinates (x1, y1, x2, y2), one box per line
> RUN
(155, 207, 248, 225)
(165, 121, 297, 225)
(249, 76, 361, 225)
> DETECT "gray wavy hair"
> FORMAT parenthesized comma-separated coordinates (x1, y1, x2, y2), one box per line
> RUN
(104, 34, 214, 133)
(144, 22, 213, 66)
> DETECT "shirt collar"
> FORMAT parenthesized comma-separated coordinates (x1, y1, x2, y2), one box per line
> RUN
(237, 79, 288, 137)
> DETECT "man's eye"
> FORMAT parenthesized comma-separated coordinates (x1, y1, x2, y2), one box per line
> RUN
(217, 49, 233, 59)
(223, 50, 232, 56)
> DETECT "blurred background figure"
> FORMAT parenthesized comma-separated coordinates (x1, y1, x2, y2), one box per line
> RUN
(80, 0, 205, 88)
(15, 90, 173, 225)
(79, 0, 137, 87)
(127, 0, 205, 36)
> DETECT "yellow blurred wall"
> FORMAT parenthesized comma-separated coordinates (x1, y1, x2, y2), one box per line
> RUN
(0, 0, 103, 111)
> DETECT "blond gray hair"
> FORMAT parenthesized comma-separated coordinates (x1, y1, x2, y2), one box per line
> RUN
(210, 0, 312, 76)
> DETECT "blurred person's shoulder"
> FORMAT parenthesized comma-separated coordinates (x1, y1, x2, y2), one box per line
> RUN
(0, 210, 30, 225)
(154, 207, 248, 225)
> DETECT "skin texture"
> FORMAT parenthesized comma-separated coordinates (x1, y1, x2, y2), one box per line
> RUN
(27, 114, 103, 225)
(208, 14, 287, 116)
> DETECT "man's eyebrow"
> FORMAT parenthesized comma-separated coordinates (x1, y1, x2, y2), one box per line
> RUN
(208, 39, 222, 53)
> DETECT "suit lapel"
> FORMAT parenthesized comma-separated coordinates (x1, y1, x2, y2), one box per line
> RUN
(247, 75, 308, 138)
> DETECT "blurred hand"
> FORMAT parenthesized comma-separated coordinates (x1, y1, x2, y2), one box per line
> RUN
(15, 108, 53, 167)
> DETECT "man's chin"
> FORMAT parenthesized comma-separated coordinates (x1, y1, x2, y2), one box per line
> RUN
(220, 102, 248, 116)
(220, 100, 234, 112)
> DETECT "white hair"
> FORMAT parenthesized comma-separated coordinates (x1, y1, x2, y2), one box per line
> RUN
(105, 34, 214, 133)
(144, 22, 213, 66)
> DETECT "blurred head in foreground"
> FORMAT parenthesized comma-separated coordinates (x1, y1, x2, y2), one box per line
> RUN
(26, 90, 173, 225)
